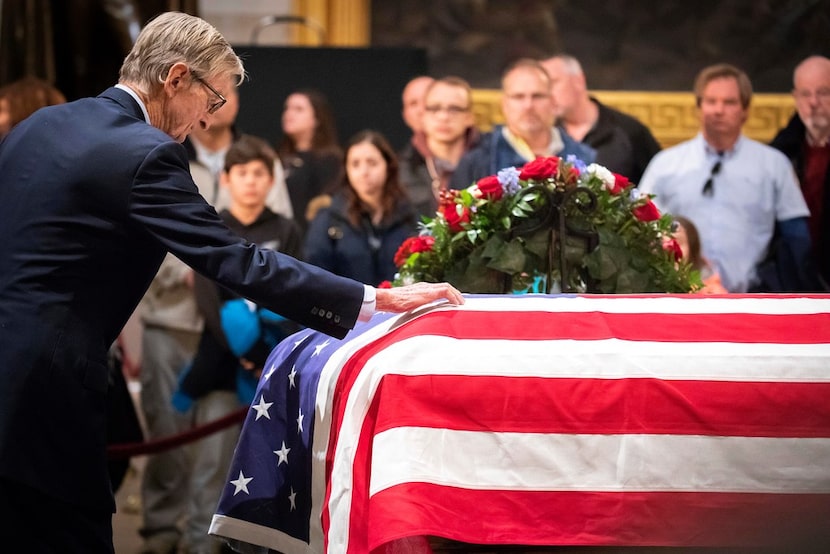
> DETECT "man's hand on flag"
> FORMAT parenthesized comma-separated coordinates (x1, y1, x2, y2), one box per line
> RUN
(375, 281, 464, 313)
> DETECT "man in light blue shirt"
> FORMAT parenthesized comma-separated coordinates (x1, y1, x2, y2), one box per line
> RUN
(639, 63, 811, 292)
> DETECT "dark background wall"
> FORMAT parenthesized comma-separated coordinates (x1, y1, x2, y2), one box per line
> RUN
(3, 0, 829, 149)
(372, 0, 830, 92)
(233, 46, 427, 152)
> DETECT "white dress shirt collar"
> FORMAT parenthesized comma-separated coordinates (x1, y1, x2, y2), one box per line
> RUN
(114, 84, 151, 125)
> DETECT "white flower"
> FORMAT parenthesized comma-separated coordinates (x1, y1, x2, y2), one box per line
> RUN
(584, 163, 615, 191)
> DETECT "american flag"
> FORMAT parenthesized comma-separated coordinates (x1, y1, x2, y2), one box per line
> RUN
(210, 294, 830, 553)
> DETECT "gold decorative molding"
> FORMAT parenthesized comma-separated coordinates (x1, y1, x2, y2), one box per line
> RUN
(471, 89, 795, 148)
(327, 0, 370, 45)
(292, 0, 370, 46)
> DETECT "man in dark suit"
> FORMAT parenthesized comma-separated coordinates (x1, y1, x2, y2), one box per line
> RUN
(0, 12, 462, 553)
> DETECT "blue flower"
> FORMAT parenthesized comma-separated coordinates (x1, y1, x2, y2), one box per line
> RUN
(497, 167, 521, 195)
(566, 155, 587, 174)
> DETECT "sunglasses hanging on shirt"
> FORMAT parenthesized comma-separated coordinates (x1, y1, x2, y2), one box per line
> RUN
(702, 153, 724, 197)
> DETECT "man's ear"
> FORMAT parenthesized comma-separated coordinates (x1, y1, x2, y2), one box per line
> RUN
(163, 63, 191, 97)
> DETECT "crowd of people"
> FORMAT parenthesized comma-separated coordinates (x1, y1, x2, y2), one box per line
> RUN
(0, 10, 828, 554)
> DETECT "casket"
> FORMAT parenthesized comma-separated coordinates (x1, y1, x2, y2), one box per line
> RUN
(210, 294, 830, 553)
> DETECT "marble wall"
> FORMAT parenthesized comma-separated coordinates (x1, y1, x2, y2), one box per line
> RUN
(372, 0, 830, 92)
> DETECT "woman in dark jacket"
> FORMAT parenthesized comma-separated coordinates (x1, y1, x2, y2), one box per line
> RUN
(304, 130, 417, 286)
(277, 88, 342, 236)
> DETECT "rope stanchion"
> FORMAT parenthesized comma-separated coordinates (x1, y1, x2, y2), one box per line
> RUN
(107, 406, 248, 460)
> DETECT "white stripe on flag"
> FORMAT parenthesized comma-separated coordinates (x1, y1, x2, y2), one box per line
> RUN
(446, 294, 830, 315)
(364, 336, 830, 382)
(210, 515, 315, 554)
(370, 427, 830, 496)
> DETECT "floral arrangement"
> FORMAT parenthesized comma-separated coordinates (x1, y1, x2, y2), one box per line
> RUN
(392, 155, 700, 294)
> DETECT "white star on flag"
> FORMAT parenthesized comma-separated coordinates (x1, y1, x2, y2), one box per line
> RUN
(288, 487, 297, 511)
(274, 441, 290, 466)
(229, 470, 252, 496)
(262, 361, 278, 381)
(288, 365, 297, 389)
(312, 339, 330, 357)
(296, 408, 304, 434)
(252, 395, 273, 420)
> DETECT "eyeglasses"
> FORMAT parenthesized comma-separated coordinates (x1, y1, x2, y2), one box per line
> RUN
(794, 88, 830, 102)
(424, 104, 470, 115)
(192, 73, 227, 114)
(702, 158, 722, 197)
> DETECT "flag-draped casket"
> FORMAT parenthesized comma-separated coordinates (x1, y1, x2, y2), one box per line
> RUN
(209, 294, 830, 553)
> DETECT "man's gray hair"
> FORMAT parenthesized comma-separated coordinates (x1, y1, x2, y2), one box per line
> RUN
(119, 12, 244, 90)
(546, 54, 583, 76)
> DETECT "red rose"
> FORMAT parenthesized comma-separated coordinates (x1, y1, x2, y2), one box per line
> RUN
(475, 175, 503, 199)
(413, 235, 435, 252)
(662, 237, 683, 262)
(394, 237, 416, 267)
(441, 203, 471, 232)
(609, 173, 630, 195)
(519, 156, 559, 180)
(393, 236, 435, 267)
(377, 280, 393, 289)
(632, 198, 661, 222)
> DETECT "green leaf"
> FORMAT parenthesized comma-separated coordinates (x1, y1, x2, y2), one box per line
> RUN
(523, 229, 551, 259)
(446, 254, 506, 293)
(487, 238, 527, 274)
(480, 235, 505, 259)
(615, 267, 650, 294)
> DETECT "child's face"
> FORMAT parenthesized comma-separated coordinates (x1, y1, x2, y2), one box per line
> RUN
(221, 160, 273, 210)
(673, 224, 691, 261)
(346, 141, 387, 204)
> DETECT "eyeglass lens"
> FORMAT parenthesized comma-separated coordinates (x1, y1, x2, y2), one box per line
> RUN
(194, 74, 226, 114)
(424, 105, 469, 115)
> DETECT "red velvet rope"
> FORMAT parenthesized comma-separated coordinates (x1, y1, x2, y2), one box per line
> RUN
(106, 406, 248, 460)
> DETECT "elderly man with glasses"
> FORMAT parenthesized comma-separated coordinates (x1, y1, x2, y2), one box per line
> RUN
(771, 55, 830, 289)
(639, 63, 813, 293)
(0, 12, 463, 553)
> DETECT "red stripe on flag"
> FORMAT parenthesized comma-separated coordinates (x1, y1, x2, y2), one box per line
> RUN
(372, 375, 830, 438)
(368, 483, 830, 549)
(383, 310, 830, 344)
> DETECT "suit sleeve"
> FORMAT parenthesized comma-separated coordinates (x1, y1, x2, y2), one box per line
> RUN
(128, 142, 364, 339)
